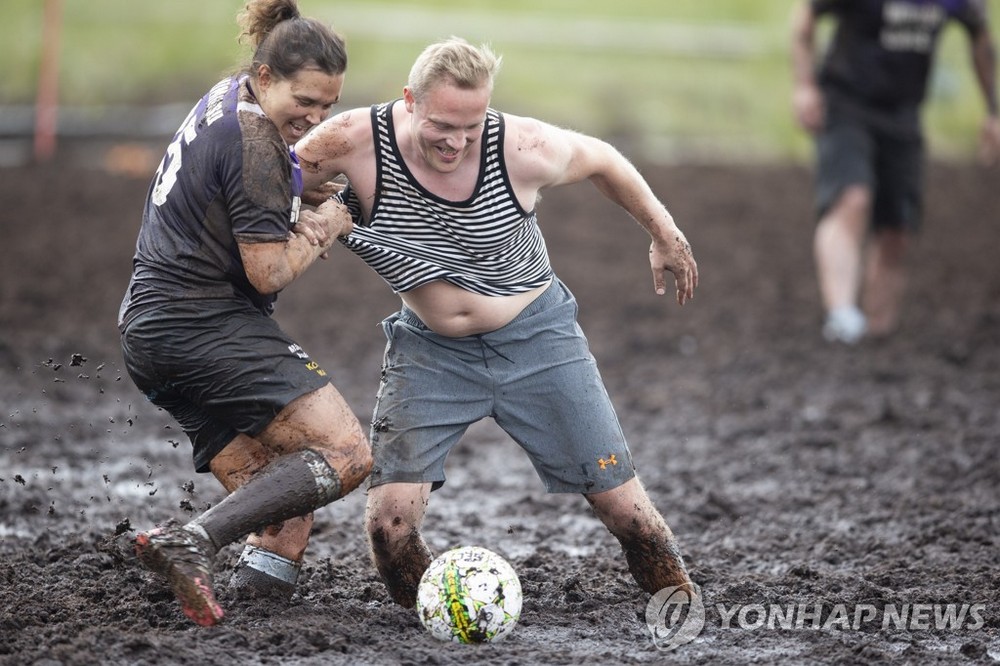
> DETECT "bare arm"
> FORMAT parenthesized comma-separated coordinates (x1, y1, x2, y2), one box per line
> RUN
(969, 24, 1000, 165)
(296, 109, 369, 192)
(239, 199, 353, 294)
(507, 116, 698, 305)
(791, 1, 824, 133)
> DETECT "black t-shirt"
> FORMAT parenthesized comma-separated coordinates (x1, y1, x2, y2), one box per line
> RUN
(119, 75, 302, 330)
(813, 0, 988, 108)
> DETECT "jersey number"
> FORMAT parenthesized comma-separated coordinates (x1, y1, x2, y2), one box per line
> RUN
(151, 106, 199, 206)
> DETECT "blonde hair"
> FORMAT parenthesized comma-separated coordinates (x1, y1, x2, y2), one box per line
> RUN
(407, 37, 501, 100)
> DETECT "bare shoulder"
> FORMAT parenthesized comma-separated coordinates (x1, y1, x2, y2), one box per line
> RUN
(502, 112, 608, 188)
(503, 113, 563, 156)
(298, 107, 374, 171)
(501, 113, 574, 184)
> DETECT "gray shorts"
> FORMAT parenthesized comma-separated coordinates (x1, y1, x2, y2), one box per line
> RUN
(120, 300, 331, 473)
(367, 278, 636, 494)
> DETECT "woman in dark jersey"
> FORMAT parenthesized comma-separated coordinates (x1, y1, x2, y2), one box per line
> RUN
(119, 0, 371, 626)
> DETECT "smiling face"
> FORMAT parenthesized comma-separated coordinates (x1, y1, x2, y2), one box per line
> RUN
(256, 65, 344, 145)
(403, 80, 491, 174)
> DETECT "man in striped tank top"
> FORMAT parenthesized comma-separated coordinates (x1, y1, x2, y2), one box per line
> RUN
(296, 37, 699, 608)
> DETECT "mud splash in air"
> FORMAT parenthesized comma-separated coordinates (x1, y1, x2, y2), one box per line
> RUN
(1, 161, 998, 664)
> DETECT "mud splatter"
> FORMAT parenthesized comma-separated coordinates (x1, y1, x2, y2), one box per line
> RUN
(1, 160, 998, 663)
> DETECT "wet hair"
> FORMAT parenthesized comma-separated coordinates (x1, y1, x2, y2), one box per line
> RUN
(237, 0, 347, 81)
(407, 36, 501, 101)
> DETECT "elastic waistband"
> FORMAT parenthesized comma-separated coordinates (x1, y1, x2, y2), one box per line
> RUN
(396, 305, 427, 329)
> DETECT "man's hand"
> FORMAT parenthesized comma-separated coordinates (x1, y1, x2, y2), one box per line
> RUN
(649, 231, 698, 306)
(792, 82, 825, 134)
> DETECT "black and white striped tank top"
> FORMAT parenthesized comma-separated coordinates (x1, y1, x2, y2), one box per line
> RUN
(339, 100, 553, 295)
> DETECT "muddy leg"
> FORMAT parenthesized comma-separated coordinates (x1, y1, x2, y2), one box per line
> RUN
(365, 482, 433, 607)
(585, 477, 695, 596)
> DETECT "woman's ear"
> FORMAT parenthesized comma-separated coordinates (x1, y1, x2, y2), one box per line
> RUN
(257, 64, 272, 92)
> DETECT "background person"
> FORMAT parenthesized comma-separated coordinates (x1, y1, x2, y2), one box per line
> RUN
(791, 0, 999, 343)
(295, 37, 698, 608)
(119, 0, 371, 626)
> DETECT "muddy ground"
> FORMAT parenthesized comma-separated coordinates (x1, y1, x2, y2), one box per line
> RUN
(1, 152, 998, 665)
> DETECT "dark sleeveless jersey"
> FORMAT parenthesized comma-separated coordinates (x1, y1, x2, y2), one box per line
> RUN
(336, 100, 554, 296)
(813, 0, 988, 108)
(119, 75, 302, 330)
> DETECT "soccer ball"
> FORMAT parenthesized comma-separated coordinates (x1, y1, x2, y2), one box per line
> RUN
(416, 546, 522, 644)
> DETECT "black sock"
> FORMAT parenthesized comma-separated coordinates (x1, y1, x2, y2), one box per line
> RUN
(191, 448, 342, 551)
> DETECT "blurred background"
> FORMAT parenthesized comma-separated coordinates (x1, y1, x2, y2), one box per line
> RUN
(1, 0, 997, 169)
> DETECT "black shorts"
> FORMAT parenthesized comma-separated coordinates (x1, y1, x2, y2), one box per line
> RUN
(120, 301, 331, 473)
(815, 92, 924, 232)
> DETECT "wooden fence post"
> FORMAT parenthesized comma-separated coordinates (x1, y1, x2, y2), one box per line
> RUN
(34, 0, 63, 162)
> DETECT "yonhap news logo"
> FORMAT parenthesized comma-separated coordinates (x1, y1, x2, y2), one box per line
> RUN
(646, 586, 986, 651)
(645, 584, 705, 651)
(713, 601, 985, 632)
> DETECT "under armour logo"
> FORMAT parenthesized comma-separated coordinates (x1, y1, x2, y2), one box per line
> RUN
(598, 454, 618, 470)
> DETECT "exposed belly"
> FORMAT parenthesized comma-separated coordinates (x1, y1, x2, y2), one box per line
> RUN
(400, 279, 552, 337)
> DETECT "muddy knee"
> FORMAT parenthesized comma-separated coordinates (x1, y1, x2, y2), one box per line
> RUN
(366, 511, 418, 557)
(366, 516, 430, 608)
(317, 434, 373, 496)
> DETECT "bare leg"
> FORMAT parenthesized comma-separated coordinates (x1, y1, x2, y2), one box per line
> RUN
(814, 185, 871, 312)
(135, 384, 372, 623)
(210, 435, 314, 561)
(257, 383, 372, 490)
(209, 436, 313, 598)
(862, 228, 910, 337)
(365, 482, 433, 608)
(585, 477, 694, 596)
(814, 185, 871, 343)
(188, 384, 370, 549)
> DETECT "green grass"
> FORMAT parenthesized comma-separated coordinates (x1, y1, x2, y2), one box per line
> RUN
(3, 0, 996, 162)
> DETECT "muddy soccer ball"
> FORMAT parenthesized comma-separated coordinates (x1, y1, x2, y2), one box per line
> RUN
(416, 546, 522, 643)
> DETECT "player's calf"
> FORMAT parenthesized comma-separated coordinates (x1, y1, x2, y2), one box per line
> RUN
(618, 529, 696, 598)
(584, 478, 695, 597)
(368, 525, 432, 608)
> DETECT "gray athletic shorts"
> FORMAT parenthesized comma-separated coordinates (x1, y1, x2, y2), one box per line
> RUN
(367, 278, 636, 494)
(120, 301, 331, 473)
(815, 91, 924, 232)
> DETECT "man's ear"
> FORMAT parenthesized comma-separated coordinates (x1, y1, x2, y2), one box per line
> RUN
(402, 86, 416, 112)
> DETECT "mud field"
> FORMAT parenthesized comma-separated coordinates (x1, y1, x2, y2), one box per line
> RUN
(1, 154, 998, 665)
